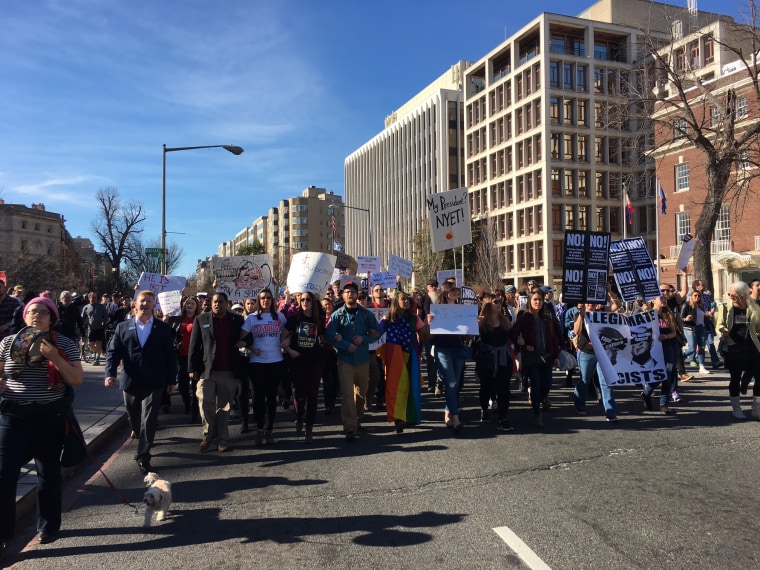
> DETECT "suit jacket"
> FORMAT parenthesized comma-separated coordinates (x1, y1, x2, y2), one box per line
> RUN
(105, 318, 178, 394)
(188, 311, 247, 379)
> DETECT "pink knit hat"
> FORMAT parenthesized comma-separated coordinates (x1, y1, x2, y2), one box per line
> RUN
(23, 296, 59, 323)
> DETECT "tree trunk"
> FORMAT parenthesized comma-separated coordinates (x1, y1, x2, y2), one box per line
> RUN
(692, 160, 732, 292)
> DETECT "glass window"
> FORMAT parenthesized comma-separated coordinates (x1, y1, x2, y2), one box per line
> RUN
(675, 163, 690, 191)
(676, 211, 690, 240)
(565, 205, 576, 230)
(674, 117, 688, 140)
(713, 204, 730, 247)
(737, 95, 749, 119)
(576, 65, 587, 91)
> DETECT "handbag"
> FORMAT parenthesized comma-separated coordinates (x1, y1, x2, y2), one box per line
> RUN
(558, 349, 577, 371)
(60, 407, 87, 468)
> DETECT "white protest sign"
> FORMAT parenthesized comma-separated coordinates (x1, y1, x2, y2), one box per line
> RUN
(340, 274, 362, 291)
(287, 252, 337, 294)
(157, 290, 183, 317)
(137, 272, 187, 310)
(388, 254, 413, 279)
(331, 268, 341, 284)
(676, 233, 696, 271)
(369, 271, 397, 289)
(212, 255, 274, 302)
(427, 187, 472, 253)
(585, 309, 667, 386)
(357, 256, 382, 273)
(437, 269, 463, 286)
(368, 307, 389, 350)
(428, 304, 479, 335)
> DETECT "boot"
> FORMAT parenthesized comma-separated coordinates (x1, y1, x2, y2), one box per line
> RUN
(730, 396, 746, 420)
(265, 429, 275, 445)
(752, 396, 760, 421)
(305, 426, 314, 444)
(240, 418, 249, 434)
(255, 429, 265, 445)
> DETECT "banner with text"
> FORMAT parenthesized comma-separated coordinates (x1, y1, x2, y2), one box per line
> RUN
(157, 290, 183, 317)
(137, 272, 187, 310)
(286, 252, 337, 295)
(585, 309, 667, 386)
(676, 233, 696, 271)
(460, 285, 478, 305)
(561, 231, 610, 305)
(213, 255, 273, 302)
(369, 271, 398, 289)
(368, 307, 389, 350)
(427, 187, 472, 253)
(609, 237, 660, 302)
(428, 303, 479, 335)
(356, 256, 382, 274)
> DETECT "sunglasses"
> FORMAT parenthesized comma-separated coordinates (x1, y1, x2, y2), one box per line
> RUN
(301, 298, 313, 304)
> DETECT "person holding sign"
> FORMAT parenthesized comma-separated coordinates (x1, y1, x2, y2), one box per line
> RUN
(325, 282, 379, 442)
(510, 291, 560, 428)
(641, 296, 677, 414)
(378, 292, 429, 433)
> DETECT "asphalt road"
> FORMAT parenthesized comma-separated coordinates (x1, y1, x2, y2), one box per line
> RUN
(5, 366, 760, 570)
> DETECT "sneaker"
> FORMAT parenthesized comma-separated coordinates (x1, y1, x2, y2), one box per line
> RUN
(199, 441, 212, 453)
(672, 391, 682, 403)
(345, 431, 356, 442)
(480, 409, 489, 422)
(541, 397, 551, 411)
(573, 405, 587, 415)
(435, 383, 443, 396)
(680, 374, 695, 382)
(689, 361, 698, 368)
(641, 391, 654, 411)
(606, 415, 618, 422)
(295, 418, 304, 433)
(489, 399, 498, 411)
(533, 414, 543, 428)
(698, 366, 712, 375)
(661, 406, 674, 415)
(712, 361, 723, 370)
(497, 419, 514, 432)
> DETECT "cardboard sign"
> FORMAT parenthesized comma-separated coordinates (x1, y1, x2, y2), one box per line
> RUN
(437, 269, 463, 286)
(585, 309, 667, 386)
(357, 256, 382, 273)
(137, 272, 187, 310)
(388, 254, 413, 279)
(562, 231, 610, 305)
(368, 307, 389, 350)
(427, 187, 472, 253)
(676, 233, 696, 271)
(340, 274, 362, 291)
(609, 237, 660, 303)
(460, 286, 478, 305)
(157, 290, 182, 317)
(213, 255, 274, 302)
(428, 304, 479, 335)
(286, 252, 337, 295)
(369, 271, 397, 289)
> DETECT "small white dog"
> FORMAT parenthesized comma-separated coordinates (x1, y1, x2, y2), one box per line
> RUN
(143, 472, 172, 528)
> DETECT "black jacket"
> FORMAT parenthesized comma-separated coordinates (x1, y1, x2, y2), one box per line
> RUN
(188, 311, 248, 380)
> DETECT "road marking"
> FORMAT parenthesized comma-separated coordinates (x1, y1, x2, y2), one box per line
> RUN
(493, 526, 552, 570)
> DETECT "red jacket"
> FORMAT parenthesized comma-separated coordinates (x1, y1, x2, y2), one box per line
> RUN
(509, 311, 560, 360)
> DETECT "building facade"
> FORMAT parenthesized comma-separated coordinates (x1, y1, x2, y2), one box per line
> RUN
(344, 61, 470, 266)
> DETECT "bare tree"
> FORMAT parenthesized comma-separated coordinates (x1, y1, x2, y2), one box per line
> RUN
(634, 3, 760, 289)
(410, 224, 446, 285)
(472, 215, 505, 292)
(123, 237, 184, 286)
(91, 187, 146, 290)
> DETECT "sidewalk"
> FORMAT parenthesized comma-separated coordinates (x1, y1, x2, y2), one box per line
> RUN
(14, 362, 127, 516)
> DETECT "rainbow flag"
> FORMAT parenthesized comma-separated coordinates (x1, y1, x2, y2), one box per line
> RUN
(381, 318, 422, 425)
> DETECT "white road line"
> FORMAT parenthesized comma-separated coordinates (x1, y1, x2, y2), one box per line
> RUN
(493, 526, 553, 570)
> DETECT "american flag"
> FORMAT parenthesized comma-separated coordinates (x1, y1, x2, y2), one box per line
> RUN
(331, 214, 337, 241)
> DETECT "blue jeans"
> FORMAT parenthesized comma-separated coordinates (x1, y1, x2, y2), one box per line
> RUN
(574, 350, 617, 418)
(0, 412, 65, 541)
(435, 347, 465, 415)
(643, 339, 676, 406)
(683, 325, 706, 366)
(522, 354, 554, 415)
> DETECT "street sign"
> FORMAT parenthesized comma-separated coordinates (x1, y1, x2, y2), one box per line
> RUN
(145, 247, 162, 254)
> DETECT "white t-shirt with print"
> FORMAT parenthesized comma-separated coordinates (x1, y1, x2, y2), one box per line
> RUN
(242, 311, 286, 363)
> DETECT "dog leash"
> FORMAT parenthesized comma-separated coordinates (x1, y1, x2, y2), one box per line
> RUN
(98, 468, 140, 514)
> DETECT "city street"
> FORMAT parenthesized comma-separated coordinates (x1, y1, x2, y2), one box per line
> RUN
(6, 365, 760, 569)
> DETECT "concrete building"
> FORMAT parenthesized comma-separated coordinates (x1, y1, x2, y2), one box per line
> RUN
(462, 0, 726, 289)
(651, 17, 760, 298)
(344, 61, 470, 266)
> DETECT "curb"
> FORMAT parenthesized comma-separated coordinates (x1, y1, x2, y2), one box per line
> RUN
(14, 410, 127, 522)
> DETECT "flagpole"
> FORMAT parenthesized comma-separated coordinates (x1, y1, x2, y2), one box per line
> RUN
(655, 176, 661, 277)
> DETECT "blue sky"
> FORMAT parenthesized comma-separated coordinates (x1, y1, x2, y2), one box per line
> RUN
(1, 0, 735, 277)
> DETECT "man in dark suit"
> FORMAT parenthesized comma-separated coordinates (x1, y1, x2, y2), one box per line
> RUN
(188, 292, 248, 452)
(104, 290, 177, 474)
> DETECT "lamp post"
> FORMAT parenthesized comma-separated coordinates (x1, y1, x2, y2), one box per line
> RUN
(330, 204, 372, 256)
(162, 144, 244, 274)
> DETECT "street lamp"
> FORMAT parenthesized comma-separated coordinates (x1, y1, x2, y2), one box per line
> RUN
(330, 204, 372, 256)
(162, 144, 244, 274)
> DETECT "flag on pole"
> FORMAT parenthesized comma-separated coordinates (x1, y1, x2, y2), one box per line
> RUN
(331, 215, 337, 241)
(659, 184, 667, 215)
(333, 240, 344, 252)
(626, 202, 634, 225)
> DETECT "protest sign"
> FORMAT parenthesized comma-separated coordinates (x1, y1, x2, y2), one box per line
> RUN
(388, 254, 413, 279)
(369, 271, 397, 289)
(213, 255, 273, 302)
(357, 256, 382, 273)
(585, 309, 667, 386)
(286, 252, 337, 295)
(460, 286, 478, 305)
(676, 233, 696, 271)
(437, 269, 463, 286)
(609, 237, 660, 302)
(340, 274, 362, 291)
(561, 231, 610, 305)
(368, 307, 389, 350)
(427, 187, 472, 253)
(428, 304, 479, 335)
(331, 268, 341, 284)
(157, 290, 182, 317)
(137, 272, 187, 310)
